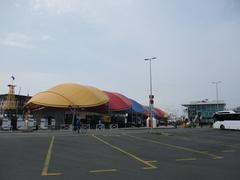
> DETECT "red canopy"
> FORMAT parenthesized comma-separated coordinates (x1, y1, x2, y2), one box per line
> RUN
(103, 91, 132, 111)
(143, 106, 167, 119)
(154, 107, 165, 119)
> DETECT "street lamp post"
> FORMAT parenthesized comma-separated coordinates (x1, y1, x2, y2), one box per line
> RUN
(144, 57, 157, 128)
(212, 81, 221, 112)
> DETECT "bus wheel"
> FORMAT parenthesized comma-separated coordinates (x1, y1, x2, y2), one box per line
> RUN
(220, 125, 225, 130)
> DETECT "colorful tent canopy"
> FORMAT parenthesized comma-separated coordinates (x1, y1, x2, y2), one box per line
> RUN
(154, 107, 166, 119)
(155, 107, 168, 118)
(129, 99, 145, 113)
(103, 91, 132, 111)
(26, 83, 109, 108)
(143, 106, 167, 119)
(143, 106, 157, 117)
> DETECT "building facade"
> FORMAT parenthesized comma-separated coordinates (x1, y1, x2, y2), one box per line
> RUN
(0, 94, 30, 114)
(182, 100, 226, 124)
(0, 94, 31, 129)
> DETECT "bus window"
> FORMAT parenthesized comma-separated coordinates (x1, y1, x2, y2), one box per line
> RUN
(214, 114, 224, 121)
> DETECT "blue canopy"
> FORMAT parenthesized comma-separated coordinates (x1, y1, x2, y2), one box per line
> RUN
(129, 99, 145, 113)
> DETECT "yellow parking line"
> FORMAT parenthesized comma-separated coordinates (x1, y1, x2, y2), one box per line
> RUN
(41, 136, 62, 176)
(178, 135, 240, 150)
(124, 133, 223, 160)
(92, 135, 157, 170)
(90, 169, 117, 173)
(197, 139, 240, 150)
(176, 158, 197, 161)
(143, 167, 157, 170)
(44, 172, 62, 176)
(146, 160, 157, 163)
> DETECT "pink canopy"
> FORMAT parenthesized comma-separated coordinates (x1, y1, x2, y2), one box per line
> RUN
(103, 91, 132, 111)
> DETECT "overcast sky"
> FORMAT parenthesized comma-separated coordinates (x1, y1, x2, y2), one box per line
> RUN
(0, 0, 240, 114)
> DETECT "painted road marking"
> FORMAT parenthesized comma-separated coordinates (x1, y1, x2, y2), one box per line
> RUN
(103, 134, 120, 137)
(225, 144, 240, 150)
(197, 139, 240, 150)
(92, 135, 157, 170)
(176, 158, 197, 162)
(182, 134, 240, 150)
(200, 139, 240, 150)
(123, 133, 223, 160)
(157, 133, 240, 151)
(89, 169, 117, 173)
(146, 160, 158, 163)
(41, 136, 62, 176)
(221, 150, 236, 153)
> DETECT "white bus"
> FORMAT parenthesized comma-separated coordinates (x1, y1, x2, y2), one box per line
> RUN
(213, 112, 240, 130)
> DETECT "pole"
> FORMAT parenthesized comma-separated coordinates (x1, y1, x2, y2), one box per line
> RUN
(212, 81, 221, 112)
(145, 57, 156, 129)
(149, 60, 153, 128)
(71, 106, 77, 131)
(149, 60, 152, 96)
(216, 83, 219, 111)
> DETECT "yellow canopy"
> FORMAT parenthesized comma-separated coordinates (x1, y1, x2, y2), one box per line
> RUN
(26, 83, 109, 108)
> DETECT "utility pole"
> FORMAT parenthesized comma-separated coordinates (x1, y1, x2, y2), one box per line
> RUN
(144, 57, 157, 128)
(212, 81, 221, 112)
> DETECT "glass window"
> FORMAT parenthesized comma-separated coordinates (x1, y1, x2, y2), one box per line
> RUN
(202, 105, 206, 111)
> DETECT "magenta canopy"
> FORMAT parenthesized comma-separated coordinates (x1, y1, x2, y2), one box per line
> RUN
(103, 91, 132, 111)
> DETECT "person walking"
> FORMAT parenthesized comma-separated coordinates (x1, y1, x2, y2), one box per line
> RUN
(199, 117, 203, 128)
(76, 118, 81, 133)
(98, 120, 102, 129)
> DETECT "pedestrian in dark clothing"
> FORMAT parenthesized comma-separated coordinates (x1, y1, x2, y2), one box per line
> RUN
(76, 118, 81, 133)
(199, 118, 203, 128)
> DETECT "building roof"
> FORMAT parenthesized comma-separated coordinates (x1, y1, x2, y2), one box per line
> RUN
(26, 83, 109, 108)
(182, 100, 226, 107)
(0, 94, 31, 98)
(130, 99, 145, 113)
(154, 107, 168, 118)
(143, 106, 168, 118)
(103, 91, 132, 111)
(25, 83, 168, 116)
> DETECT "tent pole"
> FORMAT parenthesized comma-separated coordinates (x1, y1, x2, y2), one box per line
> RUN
(132, 107, 133, 125)
(71, 107, 76, 128)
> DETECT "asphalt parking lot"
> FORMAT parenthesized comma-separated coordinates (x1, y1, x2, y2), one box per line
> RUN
(0, 128, 240, 180)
